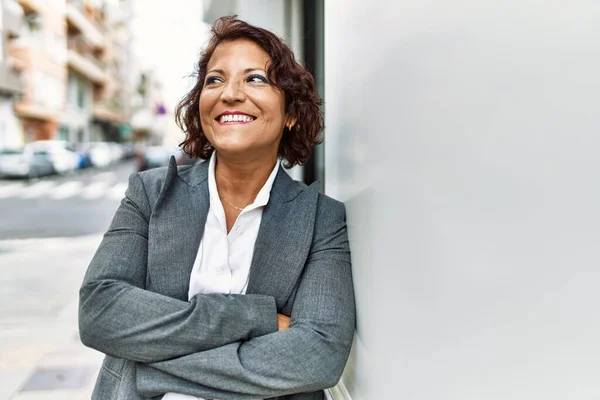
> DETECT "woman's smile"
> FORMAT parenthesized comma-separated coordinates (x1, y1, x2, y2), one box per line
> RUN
(215, 111, 257, 125)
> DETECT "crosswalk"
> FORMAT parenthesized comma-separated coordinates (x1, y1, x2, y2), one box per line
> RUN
(0, 180, 127, 201)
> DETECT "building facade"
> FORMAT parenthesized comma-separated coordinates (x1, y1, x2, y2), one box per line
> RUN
(0, 0, 133, 148)
(11, 0, 66, 143)
(64, 0, 131, 144)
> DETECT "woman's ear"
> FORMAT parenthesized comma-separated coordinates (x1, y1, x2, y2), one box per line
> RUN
(285, 116, 298, 131)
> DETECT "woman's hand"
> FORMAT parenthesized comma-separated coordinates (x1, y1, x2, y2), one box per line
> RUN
(277, 313, 290, 331)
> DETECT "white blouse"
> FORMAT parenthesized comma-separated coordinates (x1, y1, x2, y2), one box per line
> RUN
(164, 153, 278, 400)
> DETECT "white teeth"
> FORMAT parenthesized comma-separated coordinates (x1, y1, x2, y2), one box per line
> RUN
(219, 114, 254, 123)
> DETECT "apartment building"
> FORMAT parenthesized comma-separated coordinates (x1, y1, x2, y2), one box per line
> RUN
(10, 0, 67, 143)
(2, 0, 133, 146)
(64, 0, 133, 143)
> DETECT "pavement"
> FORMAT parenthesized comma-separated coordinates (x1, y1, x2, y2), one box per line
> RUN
(0, 161, 134, 399)
(0, 234, 105, 399)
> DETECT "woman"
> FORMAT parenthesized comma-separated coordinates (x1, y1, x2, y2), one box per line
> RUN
(79, 16, 355, 400)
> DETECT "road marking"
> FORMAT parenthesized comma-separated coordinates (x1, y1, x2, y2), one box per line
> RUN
(19, 182, 55, 199)
(49, 181, 83, 200)
(106, 182, 127, 200)
(80, 181, 110, 199)
(0, 179, 128, 201)
(0, 183, 26, 199)
(93, 171, 116, 181)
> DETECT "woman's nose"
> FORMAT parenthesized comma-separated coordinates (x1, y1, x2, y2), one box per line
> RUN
(220, 81, 246, 103)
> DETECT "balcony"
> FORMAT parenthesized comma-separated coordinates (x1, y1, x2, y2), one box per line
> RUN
(66, 1, 105, 49)
(14, 101, 60, 122)
(67, 36, 107, 84)
(93, 102, 123, 124)
(68, 36, 105, 69)
(3, 0, 24, 38)
(15, 0, 41, 14)
(0, 61, 23, 95)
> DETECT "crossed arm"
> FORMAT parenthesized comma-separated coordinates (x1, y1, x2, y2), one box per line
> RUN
(79, 173, 280, 362)
(136, 236, 355, 399)
(78, 173, 355, 398)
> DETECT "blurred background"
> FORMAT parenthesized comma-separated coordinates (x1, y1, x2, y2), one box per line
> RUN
(2, 1, 600, 400)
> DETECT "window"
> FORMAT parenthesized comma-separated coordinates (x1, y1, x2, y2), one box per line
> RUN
(68, 73, 89, 110)
(58, 125, 69, 141)
(77, 78, 86, 109)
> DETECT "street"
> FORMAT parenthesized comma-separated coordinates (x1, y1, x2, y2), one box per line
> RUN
(0, 161, 136, 399)
(0, 161, 135, 240)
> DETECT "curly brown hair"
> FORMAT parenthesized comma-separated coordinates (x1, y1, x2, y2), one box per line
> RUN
(175, 16, 323, 168)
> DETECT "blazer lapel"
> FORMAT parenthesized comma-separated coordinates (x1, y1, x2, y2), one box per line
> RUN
(147, 159, 209, 300)
(149, 160, 319, 307)
(246, 168, 320, 310)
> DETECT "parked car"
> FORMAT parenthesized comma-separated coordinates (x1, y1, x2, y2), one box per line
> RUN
(119, 142, 136, 159)
(25, 140, 80, 174)
(80, 142, 113, 168)
(0, 147, 55, 179)
(107, 142, 125, 163)
(136, 145, 196, 172)
(72, 142, 93, 169)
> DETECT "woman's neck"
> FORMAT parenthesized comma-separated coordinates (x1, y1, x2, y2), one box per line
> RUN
(214, 152, 278, 201)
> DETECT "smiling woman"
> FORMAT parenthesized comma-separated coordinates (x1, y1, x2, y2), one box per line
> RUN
(198, 39, 291, 169)
(79, 15, 355, 400)
(177, 16, 323, 169)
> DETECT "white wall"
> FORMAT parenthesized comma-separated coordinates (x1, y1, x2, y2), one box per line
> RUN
(325, 1, 600, 399)
(237, 0, 287, 38)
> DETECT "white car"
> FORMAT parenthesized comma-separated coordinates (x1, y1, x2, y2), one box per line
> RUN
(25, 141, 80, 174)
(83, 142, 113, 168)
(0, 147, 55, 179)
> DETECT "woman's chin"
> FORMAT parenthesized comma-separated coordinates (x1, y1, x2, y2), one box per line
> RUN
(214, 144, 258, 159)
(214, 142, 250, 154)
(214, 144, 277, 163)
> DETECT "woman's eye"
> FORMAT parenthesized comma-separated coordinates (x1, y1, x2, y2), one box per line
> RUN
(205, 76, 223, 85)
(247, 74, 268, 84)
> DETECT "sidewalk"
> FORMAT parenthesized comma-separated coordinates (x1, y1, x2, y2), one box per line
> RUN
(0, 235, 105, 400)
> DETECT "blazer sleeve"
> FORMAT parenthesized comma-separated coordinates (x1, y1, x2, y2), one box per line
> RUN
(78, 172, 278, 363)
(135, 197, 356, 399)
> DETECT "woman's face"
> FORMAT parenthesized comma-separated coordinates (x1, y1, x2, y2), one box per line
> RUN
(199, 39, 289, 162)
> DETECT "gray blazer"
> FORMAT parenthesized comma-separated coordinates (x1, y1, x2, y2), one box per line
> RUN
(78, 158, 355, 400)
